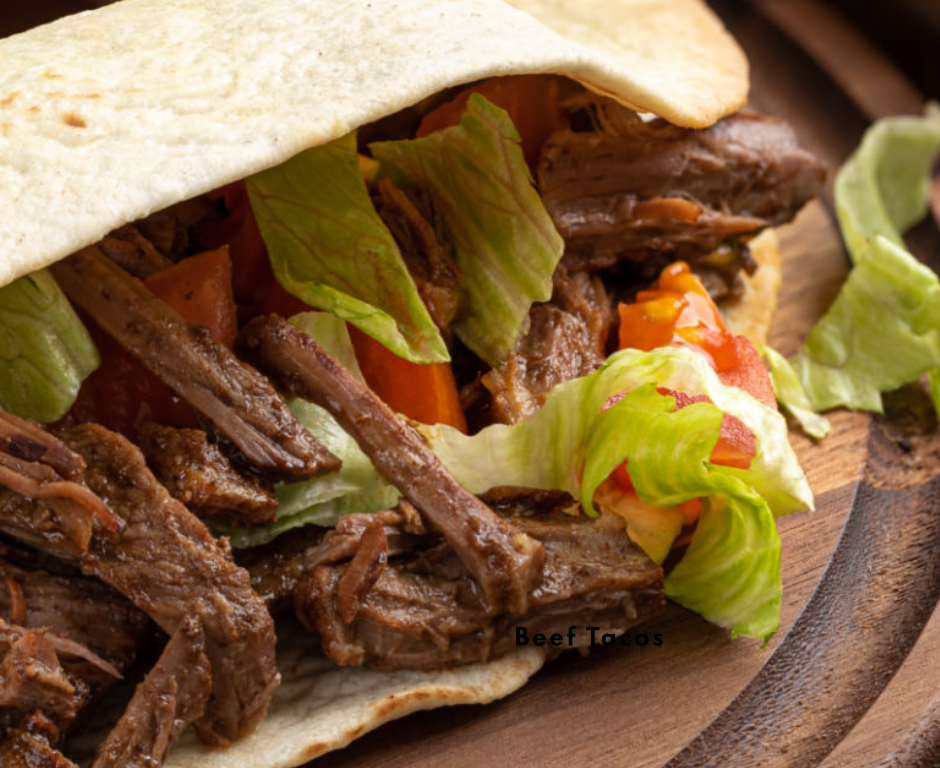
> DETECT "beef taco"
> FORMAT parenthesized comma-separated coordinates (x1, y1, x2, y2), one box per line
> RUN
(0, 0, 823, 766)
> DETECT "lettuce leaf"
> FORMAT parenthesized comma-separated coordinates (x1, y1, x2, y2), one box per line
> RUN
(418, 346, 812, 640)
(370, 94, 564, 367)
(219, 313, 398, 548)
(760, 345, 831, 439)
(578, 385, 782, 640)
(0, 270, 99, 423)
(246, 133, 448, 364)
(792, 105, 940, 412)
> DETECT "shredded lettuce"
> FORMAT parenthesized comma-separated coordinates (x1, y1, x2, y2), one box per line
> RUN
(792, 105, 940, 412)
(418, 346, 812, 641)
(219, 313, 398, 548)
(245, 133, 448, 364)
(760, 345, 831, 440)
(0, 270, 99, 423)
(370, 94, 564, 367)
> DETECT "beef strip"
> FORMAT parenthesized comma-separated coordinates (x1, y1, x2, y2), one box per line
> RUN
(134, 197, 216, 262)
(138, 423, 278, 527)
(50, 248, 339, 482)
(97, 225, 174, 279)
(91, 610, 212, 768)
(479, 266, 612, 424)
(0, 628, 84, 730)
(0, 559, 151, 695)
(296, 506, 664, 670)
(239, 315, 545, 616)
(239, 505, 425, 613)
(0, 408, 124, 558)
(0, 409, 124, 554)
(538, 100, 825, 278)
(373, 178, 462, 332)
(61, 424, 278, 747)
(0, 711, 78, 768)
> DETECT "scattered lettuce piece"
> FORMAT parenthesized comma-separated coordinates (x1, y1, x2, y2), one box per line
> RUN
(418, 346, 812, 641)
(792, 105, 940, 412)
(371, 94, 564, 367)
(219, 313, 398, 548)
(760, 345, 831, 439)
(246, 133, 448, 364)
(0, 270, 99, 423)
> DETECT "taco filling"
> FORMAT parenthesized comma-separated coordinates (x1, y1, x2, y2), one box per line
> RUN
(0, 8, 822, 762)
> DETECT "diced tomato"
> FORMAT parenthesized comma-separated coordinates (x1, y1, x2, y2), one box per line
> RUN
(416, 75, 562, 172)
(144, 249, 238, 347)
(196, 181, 277, 312)
(57, 249, 241, 438)
(618, 261, 777, 410)
(713, 334, 777, 410)
(349, 326, 468, 432)
(54, 320, 197, 439)
(712, 414, 757, 470)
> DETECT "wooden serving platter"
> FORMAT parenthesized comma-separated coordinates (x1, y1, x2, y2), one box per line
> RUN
(4, 2, 940, 767)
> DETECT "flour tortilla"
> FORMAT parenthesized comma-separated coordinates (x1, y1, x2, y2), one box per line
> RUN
(0, 0, 746, 292)
(0, 1, 766, 764)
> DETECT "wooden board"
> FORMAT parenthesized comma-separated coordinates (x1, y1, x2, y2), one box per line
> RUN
(3, 2, 940, 767)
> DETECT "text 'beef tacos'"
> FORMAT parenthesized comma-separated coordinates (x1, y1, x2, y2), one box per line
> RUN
(0, 1, 822, 766)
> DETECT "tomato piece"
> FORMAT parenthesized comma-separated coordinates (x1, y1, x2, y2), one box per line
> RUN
(144, 249, 238, 347)
(57, 249, 241, 438)
(715, 335, 777, 411)
(416, 75, 562, 172)
(196, 182, 277, 312)
(54, 320, 196, 439)
(712, 414, 757, 470)
(349, 326, 468, 432)
(618, 261, 777, 409)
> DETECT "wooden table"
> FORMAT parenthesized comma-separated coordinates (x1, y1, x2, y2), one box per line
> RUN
(4, 2, 940, 766)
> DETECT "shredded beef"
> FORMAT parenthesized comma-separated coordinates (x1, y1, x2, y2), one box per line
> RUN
(50, 248, 339, 482)
(296, 504, 663, 670)
(0, 711, 78, 768)
(97, 225, 174, 279)
(538, 100, 825, 281)
(374, 179, 462, 332)
(478, 266, 611, 424)
(61, 424, 278, 747)
(239, 505, 426, 613)
(0, 627, 84, 730)
(0, 409, 124, 552)
(138, 423, 278, 527)
(134, 197, 217, 262)
(0, 559, 150, 696)
(91, 610, 212, 768)
(239, 315, 545, 616)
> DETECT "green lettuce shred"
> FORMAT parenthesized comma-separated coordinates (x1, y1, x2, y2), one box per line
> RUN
(246, 132, 448, 364)
(0, 270, 99, 423)
(759, 345, 831, 440)
(418, 346, 812, 641)
(792, 104, 940, 413)
(371, 94, 564, 367)
(218, 313, 398, 548)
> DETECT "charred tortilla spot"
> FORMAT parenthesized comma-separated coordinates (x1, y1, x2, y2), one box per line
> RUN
(62, 113, 86, 129)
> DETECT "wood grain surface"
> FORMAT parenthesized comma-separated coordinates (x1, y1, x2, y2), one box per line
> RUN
(3, 2, 940, 767)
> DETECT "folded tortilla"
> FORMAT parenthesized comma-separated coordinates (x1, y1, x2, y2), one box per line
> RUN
(0, 0, 759, 764)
